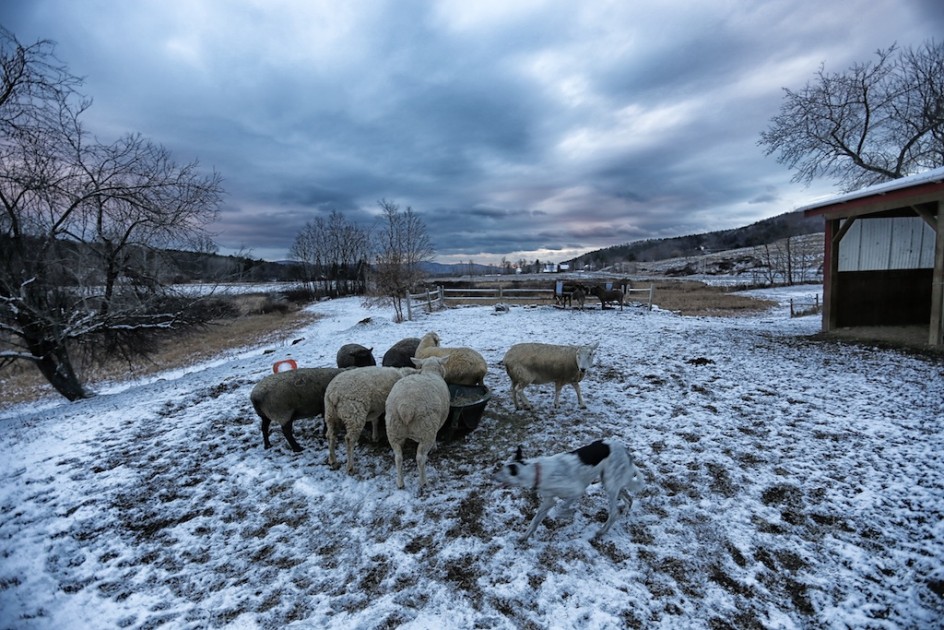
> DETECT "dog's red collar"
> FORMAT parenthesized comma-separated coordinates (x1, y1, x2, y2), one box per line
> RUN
(533, 462, 541, 490)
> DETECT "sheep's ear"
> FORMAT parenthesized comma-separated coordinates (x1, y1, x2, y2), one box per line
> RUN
(411, 357, 423, 367)
(514, 445, 525, 463)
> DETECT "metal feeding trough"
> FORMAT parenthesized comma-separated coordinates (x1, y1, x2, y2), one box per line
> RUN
(439, 384, 491, 440)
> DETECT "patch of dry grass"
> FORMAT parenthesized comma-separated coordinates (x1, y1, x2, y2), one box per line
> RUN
(646, 281, 776, 316)
(0, 306, 320, 409)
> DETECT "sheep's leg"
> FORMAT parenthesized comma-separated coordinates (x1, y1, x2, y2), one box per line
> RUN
(552, 383, 563, 408)
(345, 434, 357, 474)
(261, 416, 272, 449)
(522, 498, 556, 541)
(573, 382, 585, 408)
(392, 441, 405, 489)
(326, 422, 338, 467)
(281, 420, 304, 453)
(416, 441, 433, 495)
(370, 413, 382, 442)
(516, 385, 533, 410)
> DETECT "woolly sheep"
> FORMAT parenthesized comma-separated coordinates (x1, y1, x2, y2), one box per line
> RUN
(503, 342, 600, 410)
(415, 331, 487, 386)
(336, 343, 377, 368)
(385, 356, 451, 493)
(382, 337, 421, 368)
(250, 367, 347, 452)
(324, 365, 417, 474)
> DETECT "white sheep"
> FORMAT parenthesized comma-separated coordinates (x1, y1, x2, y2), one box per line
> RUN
(502, 342, 599, 410)
(250, 367, 347, 452)
(385, 356, 451, 493)
(414, 331, 487, 386)
(324, 365, 417, 473)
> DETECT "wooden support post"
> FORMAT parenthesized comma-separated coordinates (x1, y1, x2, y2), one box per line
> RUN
(930, 201, 943, 345)
(406, 294, 412, 321)
(823, 219, 841, 332)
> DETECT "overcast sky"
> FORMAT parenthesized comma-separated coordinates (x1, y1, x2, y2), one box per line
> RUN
(3, 1, 943, 264)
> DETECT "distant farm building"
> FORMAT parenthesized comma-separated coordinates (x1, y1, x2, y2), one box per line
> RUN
(801, 166, 944, 347)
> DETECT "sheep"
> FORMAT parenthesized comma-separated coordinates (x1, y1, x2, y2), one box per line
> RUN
(381, 337, 421, 368)
(503, 341, 600, 410)
(589, 285, 624, 310)
(385, 356, 451, 493)
(414, 331, 487, 386)
(250, 367, 347, 452)
(336, 343, 376, 368)
(324, 365, 417, 473)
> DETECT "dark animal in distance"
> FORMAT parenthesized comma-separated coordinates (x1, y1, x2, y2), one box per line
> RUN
(589, 285, 624, 310)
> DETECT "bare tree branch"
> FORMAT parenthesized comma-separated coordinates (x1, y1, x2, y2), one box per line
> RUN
(760, 40, 944, 191)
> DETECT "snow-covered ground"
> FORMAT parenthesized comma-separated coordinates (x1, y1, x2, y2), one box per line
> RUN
(1, 286, 942, 629)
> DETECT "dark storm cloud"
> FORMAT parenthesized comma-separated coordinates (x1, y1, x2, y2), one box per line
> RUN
(1, 1, 939, 263)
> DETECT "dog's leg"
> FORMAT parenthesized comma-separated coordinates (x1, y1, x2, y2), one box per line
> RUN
(597, 489, 622, 537)
(619, 488, 634, 514)
(556, 497, 578, 521)
(522, 498, 556, 541)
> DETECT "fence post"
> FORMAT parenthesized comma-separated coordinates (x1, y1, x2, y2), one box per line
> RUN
(648, 285, 654, 311)
(406, 293, 412, 321)
(439, 286, 444, 308)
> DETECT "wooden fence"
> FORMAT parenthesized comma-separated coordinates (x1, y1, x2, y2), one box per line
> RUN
(789, 295, 821, 318)
(404, 282, 655, 320)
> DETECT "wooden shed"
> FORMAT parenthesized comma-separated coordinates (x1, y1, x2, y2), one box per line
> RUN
(801, 166, 944, 347)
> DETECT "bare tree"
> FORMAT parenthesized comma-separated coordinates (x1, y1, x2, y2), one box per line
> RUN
(290, 210, 369, 296)
(290, 216, 327, 293)
(0, 30, 223, 400)
(760, 40, 944, 191)
(371, 199, 434, 322)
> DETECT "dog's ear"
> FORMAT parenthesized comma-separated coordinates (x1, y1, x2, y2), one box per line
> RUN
(514, 445, 525, 463)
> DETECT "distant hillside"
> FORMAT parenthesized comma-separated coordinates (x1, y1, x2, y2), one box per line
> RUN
(567, 210, 823, 269)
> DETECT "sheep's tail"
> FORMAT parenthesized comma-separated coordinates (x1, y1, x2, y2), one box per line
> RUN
(390, 401, 417, 427)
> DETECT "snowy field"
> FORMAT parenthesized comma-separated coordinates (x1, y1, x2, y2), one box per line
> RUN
(1, 286, 943, 629)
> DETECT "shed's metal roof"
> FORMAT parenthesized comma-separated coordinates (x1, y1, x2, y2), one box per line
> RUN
(798, 166, 944, 213)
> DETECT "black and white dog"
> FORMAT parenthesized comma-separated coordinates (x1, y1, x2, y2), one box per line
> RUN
(494, 438, 644, 541)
